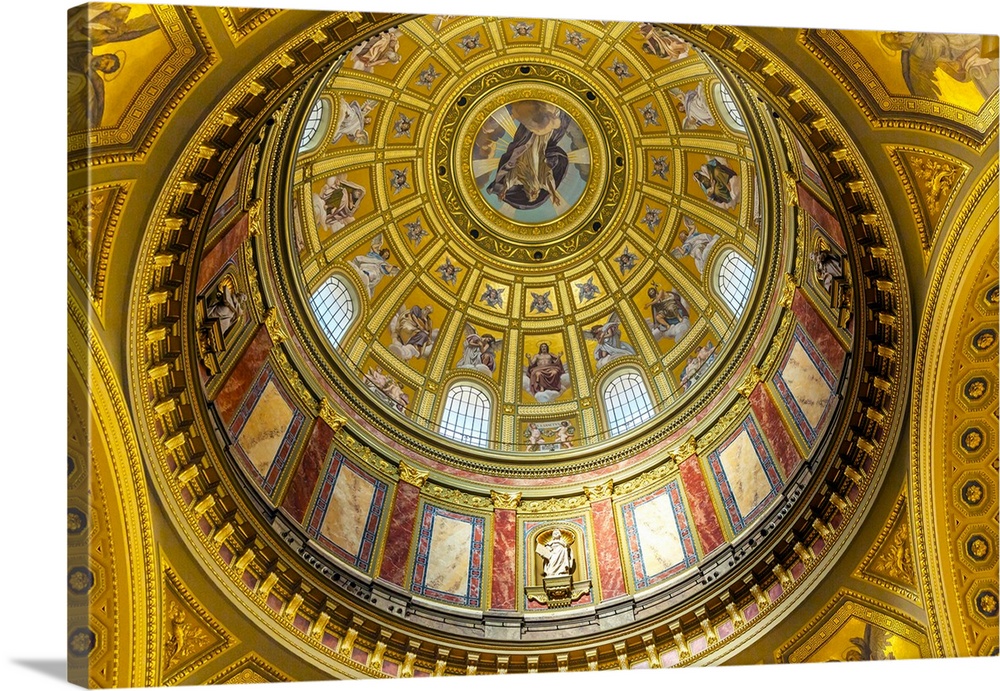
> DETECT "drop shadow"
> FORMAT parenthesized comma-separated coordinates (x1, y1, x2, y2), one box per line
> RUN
(11, 658, 67, 682)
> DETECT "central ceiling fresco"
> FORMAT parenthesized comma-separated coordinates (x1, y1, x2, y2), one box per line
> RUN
(289, 16, 772, 461)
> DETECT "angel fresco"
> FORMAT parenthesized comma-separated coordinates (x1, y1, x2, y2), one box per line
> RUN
(575, 276, 600, 303)
(349, 233, 399, 298)
(523, 421, 575, 452)
(331, 97, 376, 145)
(669, 83, 715, 129)
(457, 324, 504, 375)
(523, 343, 570, 403)
(529, 291, 554, 314)
(694, 158, 740, 210)
(363, 367, 409, 413)
(388, 305, 438, 361)
(880, 32, 998, 102)
(314, 174, 366, 233)
(350, 28, 402, 73)
(645, 284, 691, 342)
(584, 312, 636, 368)
(67, 4, 161, 131)
(671, 217, 720, 276)
(680, 341, 717, 391)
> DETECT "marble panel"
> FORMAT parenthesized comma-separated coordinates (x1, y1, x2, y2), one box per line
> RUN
(490, 509, 517, 610)
(706, 417, 782, 532)
(281, 419, 334, 523)
(231, 370, 304, 493)
(750, 385, 801, 478)
(214, 326, 271, 425)
(197, 212, 248, 293)
(773, 325, 838, 445)
(621, 482, 697, 589)
(378, 482, 420, 586)
(411, 505, 485, 607)
(307, 451, 388, 571)
(791, 291, 846, 371)
(591, 499, 627, 599)
(678, 455, 725, 554)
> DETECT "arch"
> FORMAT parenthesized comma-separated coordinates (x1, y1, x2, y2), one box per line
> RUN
(297, 96, 331, 154)
(713, 247, 755, 318)
(309, 273, 357, 347)
(601, 368, 656, 437)
(438, 381, 493, 448)
(712, 81, 746, 134)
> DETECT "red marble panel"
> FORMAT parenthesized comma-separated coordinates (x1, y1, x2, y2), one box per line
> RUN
(378, 481, 421, 586)
(678, 456, 726, 555)
(213, 325, 272, 425)
(490, 509, 517, 610)
(797, 183, 846, 249)
(749, 385, 802, 478)
(792, 290, 846, 372)
(280, 418, 335, 524)
(590, 499, 627, 599)
(196, 212, 249, 294)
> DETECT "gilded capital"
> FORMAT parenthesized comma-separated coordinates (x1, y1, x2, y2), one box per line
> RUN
(779, 273, 798, 308)
(246, 197, 263, 237)
(737, 364, 763, 398)
(582, 479, 613, 502)
(318, 398, 347, 435)
(264, 307, 288, 345)
(398, 461, 429, 488)
(490, 490, 522, 510)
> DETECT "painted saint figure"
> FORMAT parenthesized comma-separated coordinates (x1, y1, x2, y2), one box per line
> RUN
(637, 23, 690, 61)
(350, 28, 402, 72)
(314, 174, 366, 233)
(694, 158, 740, 210)
(645, 284, 691, 342)
(880, 32, 998, 102)
(331, 97, 376, 145)
(388, 305, 437, 361)
(669, 82, 715, 129)
(584, 312, 636, 368)
(364, 367, 409, 413)
(523, 343, 570, 403)
(536, 529, 574, 578)
(350, 233, 399, 298)
(671, 217, 720, 275)
(457, 324, 503, 375)
(487, 101, 569, 210)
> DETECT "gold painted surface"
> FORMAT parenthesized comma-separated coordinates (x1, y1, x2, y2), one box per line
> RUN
(853, 485, 920, 603)
(161, 564, 235, 684)
(67, 181, 131, 321)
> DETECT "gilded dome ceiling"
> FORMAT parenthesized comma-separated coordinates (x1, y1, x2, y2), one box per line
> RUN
(72, 6, 993, 682)
(286, 16, 780, 464)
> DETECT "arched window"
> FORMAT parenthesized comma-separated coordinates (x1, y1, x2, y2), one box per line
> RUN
(309, 275, 355, 346)
(713, 81, 746, 133)
(717, 250, 755, 317)
(298, 98, 329, 153)
(439, 384, 492, 448)
(603, 371, 655, 437)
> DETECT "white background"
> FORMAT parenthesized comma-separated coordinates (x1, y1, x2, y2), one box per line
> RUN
(2, 0, 996, 689)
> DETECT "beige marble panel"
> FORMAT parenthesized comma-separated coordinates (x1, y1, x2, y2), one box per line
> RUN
(633, 493, 684, 575)
(783, 341, 833, 428)
(321, 465, 375, 558)
(424, 514, 473, 597)
(718, 428, 771, 518)
(238, 380, 293, 476)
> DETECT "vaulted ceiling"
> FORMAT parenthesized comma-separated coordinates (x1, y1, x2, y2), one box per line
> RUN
(66, 5, 997, 686)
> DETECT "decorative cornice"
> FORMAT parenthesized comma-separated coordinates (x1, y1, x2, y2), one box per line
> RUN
(582, 479, 613, 502)
(398, 461, 429, 489)
(490, 490, 522, 510)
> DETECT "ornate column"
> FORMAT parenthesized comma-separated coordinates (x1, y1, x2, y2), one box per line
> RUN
(489, 490, 521, 610)
(584, 479, 627, 600)
(378, 461, 428, 586)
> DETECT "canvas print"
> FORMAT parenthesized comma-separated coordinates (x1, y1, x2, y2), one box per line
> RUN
(66, 3, 997, 688)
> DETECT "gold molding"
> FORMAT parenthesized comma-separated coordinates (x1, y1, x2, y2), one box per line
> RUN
(491, 490, 523, 510)
(582, 479, 613, 502)
(398, 461, 430, 488)
(852, 484, 921, 603)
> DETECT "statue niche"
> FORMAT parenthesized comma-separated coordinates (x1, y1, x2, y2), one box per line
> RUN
(195, 273, 248, 376)
(525, 527, 591, 608)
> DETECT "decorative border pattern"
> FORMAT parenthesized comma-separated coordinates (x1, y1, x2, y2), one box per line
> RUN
(229, 366, 306, 495)
(705, 416, 782, 533)
(771, 323, 837, 446)
(410, 505, 486, 607)
(307, 450, 388, 572)
(620, 481, 698, 589)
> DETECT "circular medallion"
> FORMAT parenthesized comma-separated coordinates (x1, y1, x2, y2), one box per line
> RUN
(472, 100, 590, 225)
